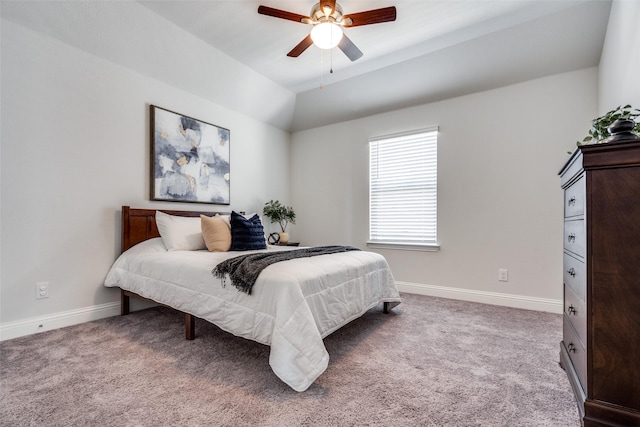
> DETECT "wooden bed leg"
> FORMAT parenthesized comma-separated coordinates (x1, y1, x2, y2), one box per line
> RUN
(185, 313, 195, 340)
(121, 289, 130, 315)
(383, 301, 400, 313)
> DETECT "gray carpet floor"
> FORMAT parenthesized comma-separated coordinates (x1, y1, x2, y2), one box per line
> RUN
(0, 293, 580, 426)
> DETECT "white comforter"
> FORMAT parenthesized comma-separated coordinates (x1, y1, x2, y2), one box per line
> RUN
(104, 238, 401, 391)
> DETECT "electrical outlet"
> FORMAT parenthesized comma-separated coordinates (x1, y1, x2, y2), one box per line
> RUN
(35, 282, 49, 299)
(498, 269, 508, 282)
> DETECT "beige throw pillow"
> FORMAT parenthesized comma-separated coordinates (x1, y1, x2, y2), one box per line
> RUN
(201, 214, 231, 252)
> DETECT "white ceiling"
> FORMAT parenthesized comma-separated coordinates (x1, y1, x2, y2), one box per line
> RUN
(140, 1, 611, 92)
(1, 0, 612, 132)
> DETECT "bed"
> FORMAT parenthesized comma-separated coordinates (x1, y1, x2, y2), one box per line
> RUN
(104, 206, 401, 391)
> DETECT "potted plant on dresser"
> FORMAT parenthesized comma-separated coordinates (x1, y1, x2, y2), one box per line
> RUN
(263, 200, 296, 244)
(577, 104, 640, 146)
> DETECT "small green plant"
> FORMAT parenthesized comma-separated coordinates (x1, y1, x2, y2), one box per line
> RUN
(578, 104, 640, 146)
(263, 200, 296, 232)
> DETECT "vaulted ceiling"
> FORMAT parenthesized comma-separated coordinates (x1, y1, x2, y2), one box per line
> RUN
(1, 1, 612, 132)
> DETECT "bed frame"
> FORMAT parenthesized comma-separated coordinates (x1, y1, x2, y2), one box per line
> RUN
(118, 205, 399, 340)
(119, 206, 233, 340)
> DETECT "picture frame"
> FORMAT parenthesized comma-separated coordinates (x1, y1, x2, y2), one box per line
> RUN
(150, 105, 230, 204)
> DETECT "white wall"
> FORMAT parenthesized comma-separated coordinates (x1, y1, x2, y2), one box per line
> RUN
(291, 68, 598, 311)
(0, 20, 290, 335)
(599, 0, 640, 113)
(3, 0, 627, 337)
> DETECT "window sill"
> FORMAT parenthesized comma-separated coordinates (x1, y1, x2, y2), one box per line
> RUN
(366, 241, 440, 252)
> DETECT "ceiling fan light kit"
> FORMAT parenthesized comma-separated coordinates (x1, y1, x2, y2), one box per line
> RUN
(258, 0, 396, 61)
(310, 22, 343, 49)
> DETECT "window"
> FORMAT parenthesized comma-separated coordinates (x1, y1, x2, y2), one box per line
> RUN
(368, 127, 438, 250)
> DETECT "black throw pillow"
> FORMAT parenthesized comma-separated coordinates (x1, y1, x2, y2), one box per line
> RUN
(230, 211, 267, 251)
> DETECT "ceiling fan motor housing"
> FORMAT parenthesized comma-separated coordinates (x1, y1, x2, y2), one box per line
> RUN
(310, 2, 344, 24)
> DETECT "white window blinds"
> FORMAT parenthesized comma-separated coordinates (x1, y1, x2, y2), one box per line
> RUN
(369, 127, 438, 247)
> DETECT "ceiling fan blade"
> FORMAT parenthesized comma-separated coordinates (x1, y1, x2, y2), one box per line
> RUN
(342, 6, 397, 27)
(287, 35, 314, 57)
(338, 34, 363, 61)
(319, 0, 336, 15)
(258, 5, 310, 24)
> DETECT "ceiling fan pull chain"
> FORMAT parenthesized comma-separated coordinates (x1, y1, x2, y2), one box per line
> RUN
(330, 48, 334, 74)
(320, 49, 325, 89)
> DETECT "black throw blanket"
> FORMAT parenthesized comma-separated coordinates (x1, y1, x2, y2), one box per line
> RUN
(212, 246, 361, 295)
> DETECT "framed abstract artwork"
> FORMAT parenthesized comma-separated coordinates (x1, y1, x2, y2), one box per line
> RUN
(150, 105, 230, 204)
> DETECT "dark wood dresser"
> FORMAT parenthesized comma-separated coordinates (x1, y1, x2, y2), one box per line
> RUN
(559, 141, 640, 426)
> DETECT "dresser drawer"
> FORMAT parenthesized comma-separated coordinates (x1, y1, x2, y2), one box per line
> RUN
(564, 175, 585, 218)
(564, 219, 585, 258)
(560, 150, 583, 188)
(564, 284, 586, 347)
(563, 252, 585, 300)
(563, 316, 587, 391)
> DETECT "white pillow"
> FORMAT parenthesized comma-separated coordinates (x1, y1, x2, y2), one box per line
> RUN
(217, 214, 231, 227)
(155, 210, 206, 251)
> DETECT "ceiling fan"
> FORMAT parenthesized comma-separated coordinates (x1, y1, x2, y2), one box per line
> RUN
(258, 0, 397, 61)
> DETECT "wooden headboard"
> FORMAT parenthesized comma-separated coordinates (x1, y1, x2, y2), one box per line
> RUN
(121, 206, 232, 253)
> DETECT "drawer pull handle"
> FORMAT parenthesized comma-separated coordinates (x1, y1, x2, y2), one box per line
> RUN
(568, 305, 577, 315)
(567, 268, 576, 277)
(568, 197, 576, 206)
(567, 343, 576, 353)
(567, 233, 576, 243)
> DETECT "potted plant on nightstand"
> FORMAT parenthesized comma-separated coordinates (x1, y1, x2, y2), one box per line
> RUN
(263, 200, 296, 244)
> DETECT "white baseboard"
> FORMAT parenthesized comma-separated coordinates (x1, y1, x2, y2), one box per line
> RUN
(0, 284, 561, 342)
(0, 302, 121, 342)
(396, 281, 563, 314)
